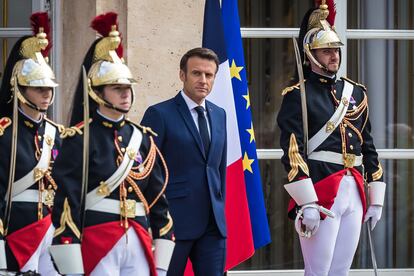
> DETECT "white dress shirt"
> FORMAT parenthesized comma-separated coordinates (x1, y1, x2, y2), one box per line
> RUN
(180, 90, 211, 139)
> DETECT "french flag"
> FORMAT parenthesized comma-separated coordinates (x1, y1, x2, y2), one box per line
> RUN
(203, 0, 271, 270)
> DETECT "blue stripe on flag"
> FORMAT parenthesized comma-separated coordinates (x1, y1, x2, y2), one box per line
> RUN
(202, 0, 227, 63)
(221, 0, 271, 249)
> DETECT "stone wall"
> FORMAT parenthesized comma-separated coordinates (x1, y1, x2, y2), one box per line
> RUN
(58, 0, 204, 124)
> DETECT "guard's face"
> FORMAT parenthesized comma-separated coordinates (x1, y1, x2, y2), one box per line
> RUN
(180, 56, 217, 105)
(102, 84, 132, 111)
(314, 48, 340, 73)
(23, 86, 53, 110)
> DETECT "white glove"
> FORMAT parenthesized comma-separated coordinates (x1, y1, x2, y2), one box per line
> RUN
(157, 268, 167, 276)
(302, 207, 320, 234)
(364, 205, 383, 230)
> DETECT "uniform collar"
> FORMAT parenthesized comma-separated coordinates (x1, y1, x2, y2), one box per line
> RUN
(309, 71, 337, 86)
(18, 108, 43, 131)
(95, 110, 126, 130)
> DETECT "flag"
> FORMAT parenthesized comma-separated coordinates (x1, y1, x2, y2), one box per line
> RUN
(203, 0, 271, 270)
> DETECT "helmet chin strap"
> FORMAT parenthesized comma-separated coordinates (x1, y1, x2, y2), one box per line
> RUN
(16, 90, 52, 113)
(90, 91, 131, 114)
(304, 44, 341, 77)
(101, 97, 130, 114)
(89, 84, 134, 114)
(306, 52, 338, 77)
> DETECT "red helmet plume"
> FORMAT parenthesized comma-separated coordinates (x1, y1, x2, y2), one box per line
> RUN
(90, 12, 123, 58)
(30, 12, 51, 58)
(315, 0, 336, 26)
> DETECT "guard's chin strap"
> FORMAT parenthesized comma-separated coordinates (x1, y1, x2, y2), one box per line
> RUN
(88, 84, 134, 114)
(304, 45, 341, 76)
(15, 88, 53, 113)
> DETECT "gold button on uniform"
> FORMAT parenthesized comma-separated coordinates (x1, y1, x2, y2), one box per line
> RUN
(350, 145, 354, 150)
(118, 136, 123, 142)
(121, 147, 125, 153)
(128, 186, 133, 193)
(348, 133, 353, 138)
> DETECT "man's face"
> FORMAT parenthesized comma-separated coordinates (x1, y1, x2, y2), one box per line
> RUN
(313, 48, 340, 74)
(180, 56, 217, 105)
(23, 86, 53, 110)
(102, 84, 132, 111)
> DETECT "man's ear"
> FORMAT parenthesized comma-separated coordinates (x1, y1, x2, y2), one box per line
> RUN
(179, 70, 186, 82)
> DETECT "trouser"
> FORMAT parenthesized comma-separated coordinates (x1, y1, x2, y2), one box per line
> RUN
(300, 175, 363, 276)
(90, 227, 150, 276)
(167, 215, 226, 276)
(22, 224, 58, 276)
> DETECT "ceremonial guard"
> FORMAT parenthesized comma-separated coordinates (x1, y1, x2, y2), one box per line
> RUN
(49, 12, 175, 275)
(277, 1, 386, 275)
(0, 12, 62, 275)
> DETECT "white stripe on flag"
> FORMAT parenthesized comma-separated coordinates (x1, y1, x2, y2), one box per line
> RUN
(207, 60, 241, 165)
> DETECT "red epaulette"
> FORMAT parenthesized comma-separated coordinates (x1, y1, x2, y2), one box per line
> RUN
(0, 117, 12, 136)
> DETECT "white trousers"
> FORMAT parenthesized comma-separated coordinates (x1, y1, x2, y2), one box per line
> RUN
(90, 227, 150, 276)
(21, 224, 59, 276)
(300, 175, 363, 276)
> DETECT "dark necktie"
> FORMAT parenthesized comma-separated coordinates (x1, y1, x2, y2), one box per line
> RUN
(195, 106, 210, 155)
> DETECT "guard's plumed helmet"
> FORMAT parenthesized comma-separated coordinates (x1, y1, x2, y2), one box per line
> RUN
(87, 12, 136, 87)
(70, 12, 137, 125)
(301, 0, 343, 72)
(0, 12, 57, 115)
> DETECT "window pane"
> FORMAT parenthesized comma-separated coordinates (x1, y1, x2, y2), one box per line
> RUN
(347, 39, 414, 149)
(233, 159, 414, 270)
(0, 37, 18, 79)
(239, 0, 313, 28)
(244, 38, 296, 150)
(0, 0, 32, 80)
(348, 0, 414, 30)
(0, 0, 32, 27)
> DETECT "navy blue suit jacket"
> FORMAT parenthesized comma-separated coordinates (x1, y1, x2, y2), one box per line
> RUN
(142, 93, 227, 240)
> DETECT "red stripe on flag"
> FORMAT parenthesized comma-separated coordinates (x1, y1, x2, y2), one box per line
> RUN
(225, 158, 255, 270)
(184, 159, 254, 275)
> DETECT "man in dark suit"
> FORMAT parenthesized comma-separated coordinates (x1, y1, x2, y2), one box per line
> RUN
(142, 47, 227, 276)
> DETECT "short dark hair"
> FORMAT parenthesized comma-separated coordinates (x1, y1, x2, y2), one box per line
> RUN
(180, 47, 219, 74)
(92, 85, 105, 94)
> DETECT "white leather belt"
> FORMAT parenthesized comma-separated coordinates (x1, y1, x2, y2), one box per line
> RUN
(11, 189, 54, 205)
(87, 198, 145, 217)
(85, 125, 143, 210)
(308, 151, 363, 167)
(11, 121, 56, 198)
(308, 81, 354, 155)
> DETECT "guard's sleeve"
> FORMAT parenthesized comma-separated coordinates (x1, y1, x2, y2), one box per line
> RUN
(0, 117, 12, 240)
(140, 133, 175, 271)
(49, 132, 84, 274)
(277, 89, 318, 206)
(360, 93, 386, 206)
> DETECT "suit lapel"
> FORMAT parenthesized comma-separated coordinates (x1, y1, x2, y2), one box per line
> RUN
(174, 93, 206, 158)
(206, 101, 218, 161)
